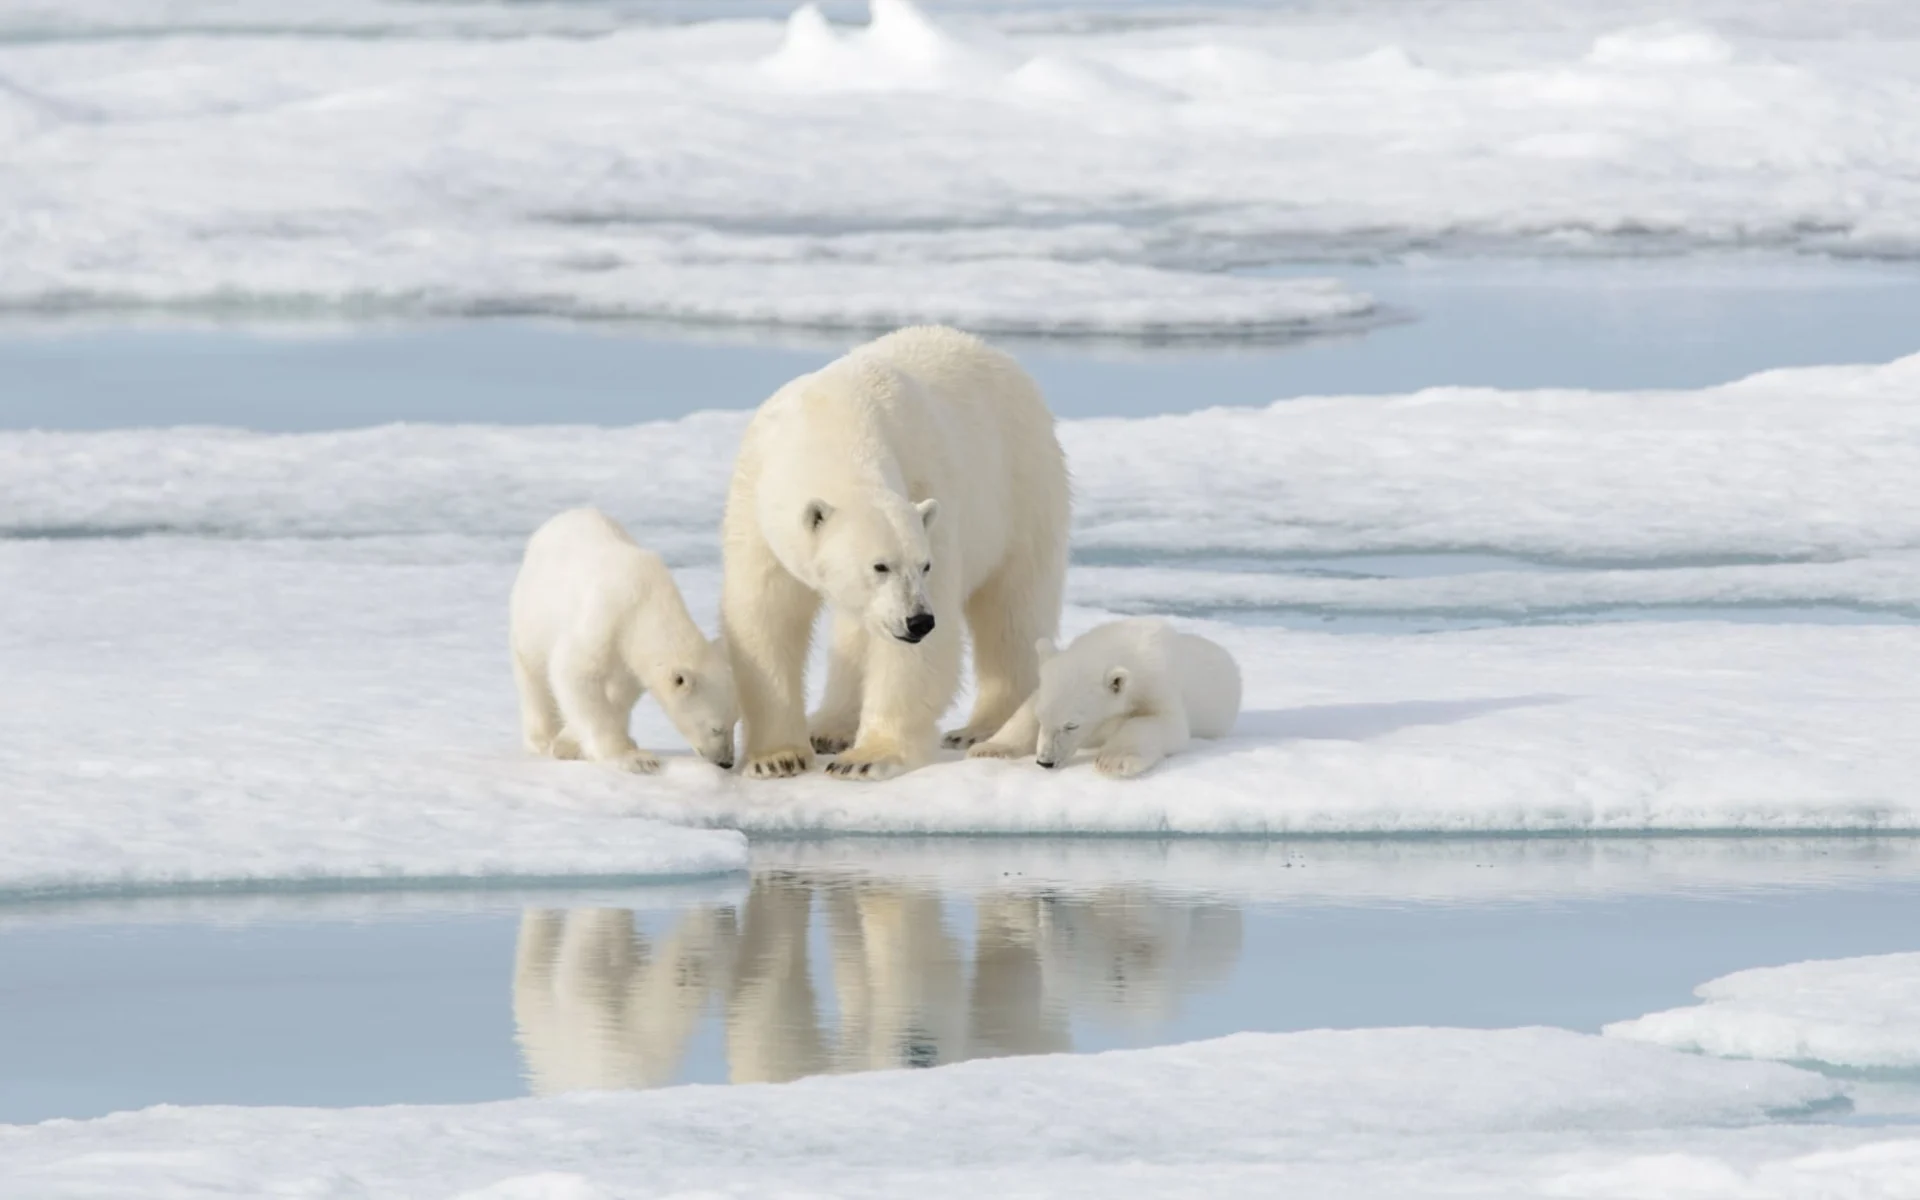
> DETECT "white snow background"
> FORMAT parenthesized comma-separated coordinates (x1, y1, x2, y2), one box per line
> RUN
(4, 0, 1920, 333)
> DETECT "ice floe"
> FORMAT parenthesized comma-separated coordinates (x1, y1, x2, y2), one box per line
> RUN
(1608, 953, 1920, 1070)
(0, 1025, 1874, 1198)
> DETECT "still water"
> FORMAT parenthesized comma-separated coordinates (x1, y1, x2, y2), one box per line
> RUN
(5, 257, 1918, 430)
(5, 838, 1918, 1124)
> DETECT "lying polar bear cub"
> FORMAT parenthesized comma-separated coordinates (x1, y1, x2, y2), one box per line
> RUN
(511, 508, 738, 773)
(969, 618, 1241, 777)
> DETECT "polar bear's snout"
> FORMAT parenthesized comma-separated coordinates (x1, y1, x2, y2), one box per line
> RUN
(901, 611, 936, 643)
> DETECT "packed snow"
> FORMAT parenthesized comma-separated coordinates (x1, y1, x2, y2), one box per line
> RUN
(1608, 953, 1920, 1071)
(0, 535, 748, 899)
(0, 1024, 1885, 1199)
(8, 354, 1920, 565)
(7, 354, 1920, 887)
(4, 0, 1920, 332)
(8, 536, 1920, 874)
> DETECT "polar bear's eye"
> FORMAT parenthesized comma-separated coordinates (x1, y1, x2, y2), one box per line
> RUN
(1063, 722, 1079, 732)
(873, 563, 889, 575)
(921, 561, 932, 575)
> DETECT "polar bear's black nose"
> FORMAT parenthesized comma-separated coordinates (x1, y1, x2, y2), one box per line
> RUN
(902, 613, 936, 643)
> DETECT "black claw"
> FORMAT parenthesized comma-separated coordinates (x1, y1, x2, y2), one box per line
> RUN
(857, 763, 871, 776)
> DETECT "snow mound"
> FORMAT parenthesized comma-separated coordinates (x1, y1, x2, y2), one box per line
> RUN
(0, 1027, 1857, 1198)
(762, 0, 1007, 91)
(1589, 22, 1738, 68)
(1607, 953, 1920, 1070)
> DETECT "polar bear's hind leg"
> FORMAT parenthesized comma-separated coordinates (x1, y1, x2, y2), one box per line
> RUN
(514, 653, 567, 757)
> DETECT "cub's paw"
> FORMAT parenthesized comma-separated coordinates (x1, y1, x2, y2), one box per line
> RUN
(746, 748, 813, 780)
(966, 741, 1026, 761)
(809, 732, 854, 755)
(941, 726, 994, 751)
(824, 747, 908, 781)
(603, 749, 663, 775)
(1094, 751, 1156, 779)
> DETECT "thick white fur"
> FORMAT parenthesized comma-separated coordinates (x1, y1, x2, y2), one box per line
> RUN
(968, 618, 1242, 778)
(721, 325, 1070, 781)
(510, 508, 737, 772)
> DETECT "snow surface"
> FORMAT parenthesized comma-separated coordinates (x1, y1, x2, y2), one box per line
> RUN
(0, 1025, 1882, 1198)
(10, 535, 1920, 872)
(9, 354, 1920, 565)
(1608, 953, 1920, 1071)
(0, 535, 748, 899)
(4, 0, 1920, 332)
(8, 354, 1920, 889)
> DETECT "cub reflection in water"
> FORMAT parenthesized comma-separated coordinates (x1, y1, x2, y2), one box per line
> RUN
(513, 875, 1241, 1095)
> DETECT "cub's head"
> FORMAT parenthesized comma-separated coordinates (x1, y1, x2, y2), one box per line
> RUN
(1032, 636, 1133, 769)
(801, 495, 939, 644)
(655, 639, 739, 769)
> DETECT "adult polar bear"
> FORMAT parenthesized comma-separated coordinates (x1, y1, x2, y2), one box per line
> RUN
(721, 326, 1070, 781)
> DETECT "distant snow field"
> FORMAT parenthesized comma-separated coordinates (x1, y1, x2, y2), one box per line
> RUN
(3, 0, 1920, 333)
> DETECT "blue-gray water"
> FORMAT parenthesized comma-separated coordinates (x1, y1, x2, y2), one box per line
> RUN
(5, 258, 1918, 430)
(4, 839, 1919, 1124)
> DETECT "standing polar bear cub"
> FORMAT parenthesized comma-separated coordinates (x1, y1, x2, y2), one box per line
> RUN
(722, 326, 1071, 781)
(511, 508, 738, 773)
(969, 618, 1242, 777)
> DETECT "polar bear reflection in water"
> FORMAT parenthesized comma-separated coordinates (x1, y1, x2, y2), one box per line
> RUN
(512, 876, 1242, 1093)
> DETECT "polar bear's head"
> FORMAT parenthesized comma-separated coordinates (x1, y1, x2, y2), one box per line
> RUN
(656, 638, 740, 768)
(803, 494, 940, 644)
(1031, 636, 1132, 768)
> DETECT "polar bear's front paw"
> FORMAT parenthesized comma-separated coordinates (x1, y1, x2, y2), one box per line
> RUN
(824, 746, 908, 781)
(548, 733, 583, 760)
(966, 741, 1026, 761)
(602, 748, 663, 775)
(745, 748, 812, 779)
(1095, 750, 1156, 779)
(941, 725, 995, 750)
(809, 731, 854, 755)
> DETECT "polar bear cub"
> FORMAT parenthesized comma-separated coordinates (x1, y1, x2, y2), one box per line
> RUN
(511, 508, 738, 773)
(968, 618, 1240, 778)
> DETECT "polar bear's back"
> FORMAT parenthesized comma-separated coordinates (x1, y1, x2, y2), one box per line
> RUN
(1173, 631, 1242, 739)
(511, 507, 677, 661)
(744, 325, 1068, 598)
(855, 325, 1051, 430)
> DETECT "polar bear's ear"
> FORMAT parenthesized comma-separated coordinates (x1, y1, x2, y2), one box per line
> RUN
(1034, 636, 1056, 663)
(1105, 667, 1130, 695)
(915, 498, 939, 530)
(803, 500, 834, 532)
